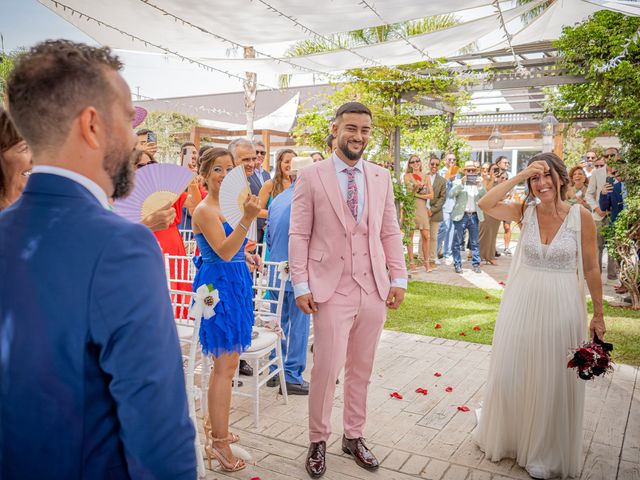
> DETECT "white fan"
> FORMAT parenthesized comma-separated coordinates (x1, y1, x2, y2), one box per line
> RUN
(219, 165, 257, 242)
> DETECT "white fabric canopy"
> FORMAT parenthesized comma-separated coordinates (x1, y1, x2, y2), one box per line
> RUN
(41, 0, 639, 78)
(484, 0, 640, 51)
(198, 93, 299, 132)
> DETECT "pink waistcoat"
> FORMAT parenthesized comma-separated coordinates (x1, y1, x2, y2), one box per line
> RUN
(335, 186, 376, 296)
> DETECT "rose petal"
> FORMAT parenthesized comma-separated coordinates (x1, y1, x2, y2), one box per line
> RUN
(434, 372, 442, 377)
(435, 323, 442, 329)
(498, 281, 506, 287)
(473, 326, 481, 331)
(415, 388, 428, 395)
(457, 406, 470, 412)
(459, 332, 467, 336)
(390, 392, 403, 399)
(445, 387, 453, 392)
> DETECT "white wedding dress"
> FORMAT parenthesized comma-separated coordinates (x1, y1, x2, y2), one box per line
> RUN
(474, 204, 587, 479)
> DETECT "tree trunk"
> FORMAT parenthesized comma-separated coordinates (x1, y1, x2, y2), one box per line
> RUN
(244, 46, 257, 139)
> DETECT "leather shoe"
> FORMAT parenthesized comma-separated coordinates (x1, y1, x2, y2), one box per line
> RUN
(305, 441, 326, 478)
(280, 380, 309, 395)
(267, 375, 280, 388)
(341, 436, 379, 470)
(239, 360, 253, 376)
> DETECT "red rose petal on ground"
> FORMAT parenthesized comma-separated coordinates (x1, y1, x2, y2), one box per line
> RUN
(445, 387, 453, 392)
(435, 323, 442, 329)
(415, 388, 428, 395)
(390, 392, 403, 399)
(434, 372, 442, 377)
(473, 326, 481, 331)
(459, 332, 467, 336)
(498, 281, 506, 287)
(457, 406, 470, 412)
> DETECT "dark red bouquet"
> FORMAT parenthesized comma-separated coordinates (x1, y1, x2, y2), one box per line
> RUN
(567, 334, 613, 380)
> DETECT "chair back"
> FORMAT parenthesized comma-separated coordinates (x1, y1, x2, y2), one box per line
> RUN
(179, 229, 197, 256)
(252, 261, 288, 329)
(164, 254, 197, 286)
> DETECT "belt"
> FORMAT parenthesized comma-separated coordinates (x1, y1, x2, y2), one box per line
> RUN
(463, 211, 477, 216)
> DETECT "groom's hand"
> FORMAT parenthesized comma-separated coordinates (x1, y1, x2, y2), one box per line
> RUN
(296, 293, 318, 314)
(386, 287, 405, 309)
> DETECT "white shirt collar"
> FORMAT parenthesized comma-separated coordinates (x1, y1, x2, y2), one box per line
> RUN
(332, 152, 363, 174)
(31, 165, 110, 209)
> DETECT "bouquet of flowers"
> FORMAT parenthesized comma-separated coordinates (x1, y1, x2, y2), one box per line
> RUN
(567, 335, 614, 380)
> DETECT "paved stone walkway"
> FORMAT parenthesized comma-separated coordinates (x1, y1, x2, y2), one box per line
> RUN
(201, 331, 639, 480)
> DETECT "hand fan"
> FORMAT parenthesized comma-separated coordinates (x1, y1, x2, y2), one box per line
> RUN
(219, 165, 257, 242)
(113, 163, 195, 222)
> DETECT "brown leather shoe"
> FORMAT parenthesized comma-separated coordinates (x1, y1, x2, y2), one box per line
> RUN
(341, 436, 379, 470)
(305, 441, 326, 478)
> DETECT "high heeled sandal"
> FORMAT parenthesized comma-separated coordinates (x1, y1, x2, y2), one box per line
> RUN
(204, 418, 239, 444)
(205, 436, 246, 472)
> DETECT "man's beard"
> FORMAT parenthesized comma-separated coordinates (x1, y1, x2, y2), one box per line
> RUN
(104, 143, 135, 200)
(338, 138, 365, 161)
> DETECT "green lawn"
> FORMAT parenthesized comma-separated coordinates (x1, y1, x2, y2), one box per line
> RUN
(386, 282, 640, 366)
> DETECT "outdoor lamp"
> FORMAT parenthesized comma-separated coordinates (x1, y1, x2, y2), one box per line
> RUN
(541, 113, 558, 152)
(488, 127, 504, 150)
(541, 113, 559, 137)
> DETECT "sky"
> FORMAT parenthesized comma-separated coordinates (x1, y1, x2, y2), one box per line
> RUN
(1, 0, 514, 101)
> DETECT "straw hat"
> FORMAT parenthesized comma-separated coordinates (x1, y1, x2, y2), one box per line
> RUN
(463, 160, 477, 170)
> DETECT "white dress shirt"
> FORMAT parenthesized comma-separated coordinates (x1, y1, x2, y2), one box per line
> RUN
(464, 185, 478, 213)
(293, 153, 406, 298)
(31, 165, 110, 209)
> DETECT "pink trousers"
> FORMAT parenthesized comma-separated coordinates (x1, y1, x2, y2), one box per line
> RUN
(308, 287, 386, 442)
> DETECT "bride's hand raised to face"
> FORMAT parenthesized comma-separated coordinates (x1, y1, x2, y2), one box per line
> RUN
(242, 194, 261, 220)
(519, 160, 549, 180)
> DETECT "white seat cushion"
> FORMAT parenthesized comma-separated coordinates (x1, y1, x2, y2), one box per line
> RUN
(244, 327, 279, 352)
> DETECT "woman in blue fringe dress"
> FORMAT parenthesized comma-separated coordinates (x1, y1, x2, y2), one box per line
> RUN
(191, 147, 261, 472)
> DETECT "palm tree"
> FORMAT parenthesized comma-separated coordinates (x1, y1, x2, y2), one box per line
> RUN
(278, 14, 463, 88)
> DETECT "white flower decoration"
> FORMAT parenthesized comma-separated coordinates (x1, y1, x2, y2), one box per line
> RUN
(277, 261, 290, 282)
(190, 284, 220, 320)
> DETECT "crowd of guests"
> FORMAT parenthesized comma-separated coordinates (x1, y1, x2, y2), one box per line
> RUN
(400, 148, 628, 296)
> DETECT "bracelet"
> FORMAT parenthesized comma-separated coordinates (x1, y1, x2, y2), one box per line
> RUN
(238, 223, 248, 232)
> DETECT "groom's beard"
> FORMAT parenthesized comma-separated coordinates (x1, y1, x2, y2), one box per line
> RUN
(338, 139, 365, 161)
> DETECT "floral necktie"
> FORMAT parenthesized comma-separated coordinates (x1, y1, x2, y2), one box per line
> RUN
(344, 167, 358, 220)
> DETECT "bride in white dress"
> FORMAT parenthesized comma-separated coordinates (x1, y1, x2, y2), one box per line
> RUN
(474, 153, 606, 479)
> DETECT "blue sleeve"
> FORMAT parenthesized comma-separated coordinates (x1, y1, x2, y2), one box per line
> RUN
(90, 223, 196, 480)
(599, 191, 611, 212)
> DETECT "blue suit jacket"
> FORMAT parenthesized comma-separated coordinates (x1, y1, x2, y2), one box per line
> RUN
(249, 169, 271, 232)
(599, 181, 625, 223)
(0, 174, 196, 479)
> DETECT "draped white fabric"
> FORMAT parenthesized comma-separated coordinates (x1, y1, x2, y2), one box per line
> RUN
(40, 0, 639, 76)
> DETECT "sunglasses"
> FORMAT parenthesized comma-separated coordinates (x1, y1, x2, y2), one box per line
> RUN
(136, 160, 157, 169)
(409, 160, 420, 164)
(605, 153, 617, 158)
(586, 156, 596, 160)
(256, 150, 266, 156)
(594, 164, 605, 169)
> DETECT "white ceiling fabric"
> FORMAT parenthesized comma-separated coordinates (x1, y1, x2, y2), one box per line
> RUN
(40, 0, 639, 78)
(484, 0, 640, 51)
(198, 93, 300, 132)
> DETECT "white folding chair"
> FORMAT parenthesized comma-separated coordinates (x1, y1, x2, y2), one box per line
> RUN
(164, 254, 197, 286)
(168, 289, 207, 479)
(179, 228, 197, 256)
(233, 260, 289, 428)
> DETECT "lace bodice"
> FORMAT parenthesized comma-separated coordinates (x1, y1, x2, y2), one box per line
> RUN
(520, 205, 580, 273)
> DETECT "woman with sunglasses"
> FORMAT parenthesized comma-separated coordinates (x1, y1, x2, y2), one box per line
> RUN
(404, 154, 434, 272)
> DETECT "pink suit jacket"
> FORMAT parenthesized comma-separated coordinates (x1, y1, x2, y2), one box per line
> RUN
(289, 158, 407, 303)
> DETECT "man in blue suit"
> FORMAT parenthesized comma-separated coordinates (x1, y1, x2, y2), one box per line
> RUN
(265, 156, 314, 395)
(0, 41, 196, 479)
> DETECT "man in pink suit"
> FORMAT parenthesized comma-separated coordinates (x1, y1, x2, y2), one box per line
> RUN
(289, 102, 407, 478)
